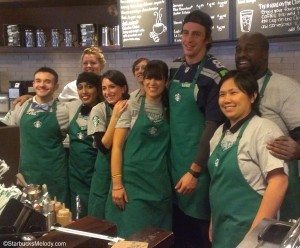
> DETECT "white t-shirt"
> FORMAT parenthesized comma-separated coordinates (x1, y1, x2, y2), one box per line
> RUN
(58, 80, 79, 102)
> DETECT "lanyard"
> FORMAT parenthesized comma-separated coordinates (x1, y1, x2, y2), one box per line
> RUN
(259, 69, 272, 101)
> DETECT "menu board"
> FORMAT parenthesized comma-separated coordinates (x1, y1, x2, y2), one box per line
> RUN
(236, 0, 300, 38)
(172, 0, 230, 43)
(119, 0, 169, 48)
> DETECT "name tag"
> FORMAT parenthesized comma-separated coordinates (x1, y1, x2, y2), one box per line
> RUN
(181, 82, 191, 88)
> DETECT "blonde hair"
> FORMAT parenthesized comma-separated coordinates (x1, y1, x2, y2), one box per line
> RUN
(80, 46, 106, 69)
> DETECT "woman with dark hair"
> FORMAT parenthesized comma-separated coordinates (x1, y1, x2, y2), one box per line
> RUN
(87, 70, 129, 218)
(130, 57, 149, 99)
(208, 70, 288, 247)
(68, 72, 101, 218)
(105, 60, 172, 237)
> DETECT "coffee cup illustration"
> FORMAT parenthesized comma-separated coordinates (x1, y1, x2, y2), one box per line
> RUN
(240, 9, 254, 32)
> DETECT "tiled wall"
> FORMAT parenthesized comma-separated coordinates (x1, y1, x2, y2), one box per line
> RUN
(0, 39, 300, 95)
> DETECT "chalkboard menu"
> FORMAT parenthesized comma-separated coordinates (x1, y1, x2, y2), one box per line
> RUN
(119, 0, 169, 48)
(172, 0, 230, 43)
(236, 0, 300, 38)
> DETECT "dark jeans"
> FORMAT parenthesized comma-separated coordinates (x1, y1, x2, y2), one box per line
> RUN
(172, 204, 211, 248)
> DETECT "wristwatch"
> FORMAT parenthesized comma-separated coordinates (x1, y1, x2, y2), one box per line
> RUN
(188, 168, 201, 178)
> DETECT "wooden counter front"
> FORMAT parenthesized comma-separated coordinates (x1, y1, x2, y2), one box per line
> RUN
(19, 216, 116, 248)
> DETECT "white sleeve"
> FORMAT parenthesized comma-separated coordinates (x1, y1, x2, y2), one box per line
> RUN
(256, 120, 288, 178)
(2, 102, 28, 126)
(58, 80, 79, 102)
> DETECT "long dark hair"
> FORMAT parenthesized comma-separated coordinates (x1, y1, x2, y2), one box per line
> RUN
(219, 70, 261, 115)
(101, 70, 130, 100)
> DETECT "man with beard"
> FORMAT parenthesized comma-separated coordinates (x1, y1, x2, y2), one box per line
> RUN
(235, 32, 300, 220)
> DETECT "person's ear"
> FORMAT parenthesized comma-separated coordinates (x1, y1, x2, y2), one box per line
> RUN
(251, 92, 258, 103)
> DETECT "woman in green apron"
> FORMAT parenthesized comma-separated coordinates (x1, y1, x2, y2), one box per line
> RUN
(87, 70, 129, 219)
(68, 72, 101, 218)
(208, 70, 288, 248)
(105, 60, 172, 238)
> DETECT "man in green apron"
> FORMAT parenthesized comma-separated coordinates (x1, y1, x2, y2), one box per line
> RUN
(169, 10, 227, 248)
(3, 67, 69, 204)
(236, 32, 300, 220)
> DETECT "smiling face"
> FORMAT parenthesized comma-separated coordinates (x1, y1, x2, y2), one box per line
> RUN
(181, 22, 208, 64)
(133, 59, 148, 85)
(219, 77, 256, 126)
(77, 82, 99, 107)
(33, 72, 58, 103)
(235, 34, 269, 79)
(143, 77, 167, 101)
(81, 54, 103, 74)
(101, 78, 126, 105)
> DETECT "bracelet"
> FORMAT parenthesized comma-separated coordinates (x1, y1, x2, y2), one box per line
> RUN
(112, 186, 124, 191)
(112, 174, 122, 179)
(188, 168, 201, 178)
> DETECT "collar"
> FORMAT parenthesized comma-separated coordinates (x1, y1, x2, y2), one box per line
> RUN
(223, 111, 256, 134)
(32, 96, 54, 106)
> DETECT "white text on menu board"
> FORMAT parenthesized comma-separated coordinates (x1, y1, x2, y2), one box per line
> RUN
(259, 1, 300, 31)
(121, 0, 165, 42)
(172, 1, 228, 43)
(239, 0, 300, 32)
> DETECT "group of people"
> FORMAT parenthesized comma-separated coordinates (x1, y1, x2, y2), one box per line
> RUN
(2, 9, 300, 248)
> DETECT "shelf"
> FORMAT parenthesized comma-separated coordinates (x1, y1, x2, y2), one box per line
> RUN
(0, 45, 121, 53)
(0, 0, 116, 7)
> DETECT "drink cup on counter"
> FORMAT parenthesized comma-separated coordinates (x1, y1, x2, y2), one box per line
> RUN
(56, 203, 72, 226)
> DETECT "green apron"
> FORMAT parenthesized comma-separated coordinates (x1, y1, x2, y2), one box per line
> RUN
(208, 119, 261, 248)
(88, 102, 112, 219)
(260, 70, 300, 220)
(105, 97, 172, 238)
(20, 100, 68, 204)
(169, 56, 210, 219)
(69, 106, 97, 218)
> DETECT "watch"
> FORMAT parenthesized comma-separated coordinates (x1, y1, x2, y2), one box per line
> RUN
(188, 168, 201, 178)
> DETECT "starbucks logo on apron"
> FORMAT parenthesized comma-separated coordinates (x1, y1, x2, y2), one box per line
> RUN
(148, 126, 158, 136)
(33, 120, 42, 128)
(77, 132, 85, 140)
(214, 158, 220, 167)
(174, 93, 181, 102)
(92, 116, 100, 127)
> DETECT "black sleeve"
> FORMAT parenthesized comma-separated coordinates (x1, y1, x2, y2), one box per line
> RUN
(196, 76, 226, 123)
(194, 120, 221, 169)
(290, 127, 300, 142)
(93, 132, 110, 154)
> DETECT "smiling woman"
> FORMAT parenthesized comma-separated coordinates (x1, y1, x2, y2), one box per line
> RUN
(105, 60, 172, 238)
(208, 70, 288, 248)
(87, 70, 129, 219)
(67, 72, 101, 218)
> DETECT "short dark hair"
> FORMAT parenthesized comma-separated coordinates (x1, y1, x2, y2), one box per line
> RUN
(132, 58, 149, 74)
(102, 70, 129, 100)
(76, 72, 101, 88)
(219, 70, 260, 115)
(34, 67, 59, 84)
(182, 10, 213, 50)
(240, 32, 269, 52)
